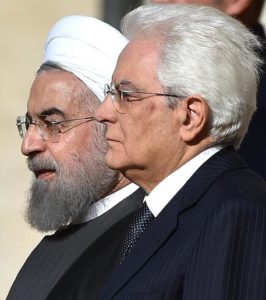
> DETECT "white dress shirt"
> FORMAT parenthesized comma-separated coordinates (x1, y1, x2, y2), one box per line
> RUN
(80, 183, 139, 223)
(145, 146, 223, 217)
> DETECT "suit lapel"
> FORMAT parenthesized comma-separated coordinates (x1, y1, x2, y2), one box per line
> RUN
(7, 188, 145, 300)
(100, 147, 247, 298)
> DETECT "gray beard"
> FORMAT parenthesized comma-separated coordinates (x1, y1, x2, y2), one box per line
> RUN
(25, 134, 118, 232)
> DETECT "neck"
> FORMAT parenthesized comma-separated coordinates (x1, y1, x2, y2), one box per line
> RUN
(125, 141, 212, 193)
(111, 173, 132, 193)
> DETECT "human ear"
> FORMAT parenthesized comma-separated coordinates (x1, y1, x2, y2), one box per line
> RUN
(179, 95, 209, 143)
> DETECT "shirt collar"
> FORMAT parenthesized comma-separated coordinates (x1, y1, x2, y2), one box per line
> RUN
(145, 146, 223, 217)
(79, 183, 139, 223)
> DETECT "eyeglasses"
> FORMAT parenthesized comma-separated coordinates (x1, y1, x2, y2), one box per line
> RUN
(16, 115, 95, 143)
(104, 83, 184, 113)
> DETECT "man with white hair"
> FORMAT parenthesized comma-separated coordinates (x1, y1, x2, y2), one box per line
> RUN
(7, 15, 145, 299)
(151, 0, 266, 180)
(96, 4, 266, 299)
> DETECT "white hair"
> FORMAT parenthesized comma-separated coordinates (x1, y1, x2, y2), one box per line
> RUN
(121, 4, 263, 148)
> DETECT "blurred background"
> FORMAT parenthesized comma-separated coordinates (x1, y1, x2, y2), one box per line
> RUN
(0, 0, 265, 298)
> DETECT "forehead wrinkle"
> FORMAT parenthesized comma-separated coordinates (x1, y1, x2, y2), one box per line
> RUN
(48, 69, 84, 105)
(52, 73, 87, 117)
(113, 38, 162, 93)
(27, 70, 90, 122)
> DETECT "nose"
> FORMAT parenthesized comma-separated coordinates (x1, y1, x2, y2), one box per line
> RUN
(95, 95, 117, 123)
(21, 125, 46, 156)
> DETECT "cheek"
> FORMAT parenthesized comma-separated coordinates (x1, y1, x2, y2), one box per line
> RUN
(48, 146, 69, 171)
(52, 145, 89, 174)
(124, 112, 177, 159)
(64, 127, 94, 151)
(49, 138, 88, 166)
(121, 120, 156, 159)
(114, 102, 174, 161)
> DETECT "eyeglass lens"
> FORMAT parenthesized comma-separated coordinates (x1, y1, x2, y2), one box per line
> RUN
(104, 84, 127, 113)
(16, 116, 60, 142)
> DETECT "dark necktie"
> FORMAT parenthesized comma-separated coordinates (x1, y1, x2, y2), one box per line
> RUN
(118, 202, 154, 264)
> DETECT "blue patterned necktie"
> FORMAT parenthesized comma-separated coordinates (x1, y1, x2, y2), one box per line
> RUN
(118, 202, 154, 264)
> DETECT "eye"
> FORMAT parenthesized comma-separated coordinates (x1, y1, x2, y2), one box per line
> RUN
(41, 119, 60, 134)
(121, 90, 141, 102)
(39, 119, 55, 128)
(121, 91, 131, 101)
(47, 123, 62, 140)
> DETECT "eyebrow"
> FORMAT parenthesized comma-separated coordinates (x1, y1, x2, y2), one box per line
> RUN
(116, 80, 140, 91)
(39, 107, 65, 117)
(26, 107, 65, 120)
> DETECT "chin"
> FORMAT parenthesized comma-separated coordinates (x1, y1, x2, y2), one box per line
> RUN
(105, 156, 120, 170)
(105, 151, 125, 171)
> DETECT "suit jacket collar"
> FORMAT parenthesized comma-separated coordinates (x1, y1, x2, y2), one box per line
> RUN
(100, 147, 247, 298)
(7, 188, 145, 300)
(79, 183, 139, 223)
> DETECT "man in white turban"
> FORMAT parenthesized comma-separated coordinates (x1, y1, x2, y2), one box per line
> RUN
(7, 15, 145, 300)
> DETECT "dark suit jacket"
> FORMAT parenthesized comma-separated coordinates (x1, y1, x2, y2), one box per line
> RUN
(238, 23, 266, 179)
(7, 188, 145, 300)
(100, 148, 266, 300)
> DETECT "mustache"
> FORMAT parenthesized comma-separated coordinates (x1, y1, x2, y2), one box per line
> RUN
(27, 157, 58, 173)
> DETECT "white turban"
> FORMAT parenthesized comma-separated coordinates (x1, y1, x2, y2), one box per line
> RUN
(44, 15, 128, 101)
